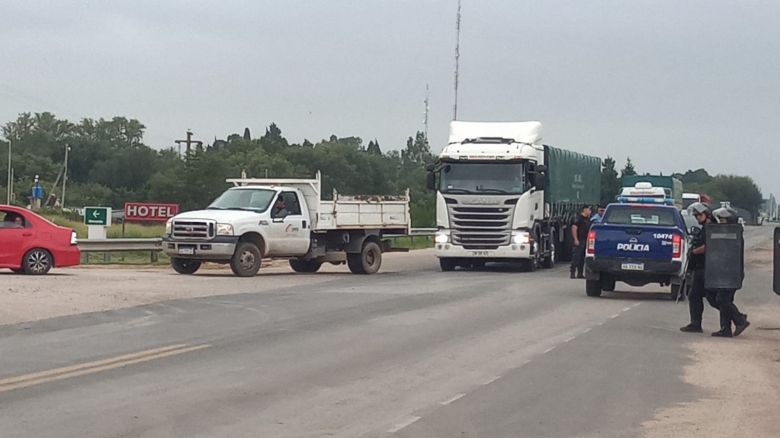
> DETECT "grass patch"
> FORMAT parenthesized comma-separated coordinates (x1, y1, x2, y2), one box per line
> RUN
(387, 235, 434, 250)
(81, 251, 170, 265)
(42, 212, 165, 239)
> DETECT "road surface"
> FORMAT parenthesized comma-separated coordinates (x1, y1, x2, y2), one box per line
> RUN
(1, 226, 777, 437)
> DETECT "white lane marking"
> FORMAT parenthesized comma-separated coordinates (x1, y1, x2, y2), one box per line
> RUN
(481, 375, 501, 385)
(622, 306, 632, 312)
(564, 336, 576, 343)
(388, 416, 421, 433)
(440, 393, 466, 406)
(633, 302, 642, 308)
(543, 346, 556, 354)
(610, 313, 621, 319)
(581, 327, 592, 335)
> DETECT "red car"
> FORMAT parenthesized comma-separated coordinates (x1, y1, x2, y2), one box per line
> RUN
(0, 205, 80, 274)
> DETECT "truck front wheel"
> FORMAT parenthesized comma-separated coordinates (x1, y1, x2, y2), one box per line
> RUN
(348, 241, 382, 274)
(230, 242, 262, 277)
(586, 279, 603, 297)
(171, 258, 201, 275)
(289, 259, 322, 273)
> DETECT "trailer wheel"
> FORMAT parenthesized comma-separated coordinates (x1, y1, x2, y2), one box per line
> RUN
(171, 258, 202, 275)
(230, 242, 262, 277)
(586, 279, 603, 297)
(289, 259, 322, 273)
(347, 241, 382, 274)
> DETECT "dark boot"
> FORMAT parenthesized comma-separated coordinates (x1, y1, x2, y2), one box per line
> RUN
(570, 271, 576, 279)
(712, 329, 733, 337)
(734, 320, 750, 337)
(680, 324, 703, 333)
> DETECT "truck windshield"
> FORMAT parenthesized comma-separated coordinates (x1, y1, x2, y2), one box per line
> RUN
(440, 162, 526, 195)
(604, 207, 678, 226)
(208, 188, 275, 212)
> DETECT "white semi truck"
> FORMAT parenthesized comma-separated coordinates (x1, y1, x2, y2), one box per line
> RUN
(163, 172, 410, 276)
(426, 121, 601, 271)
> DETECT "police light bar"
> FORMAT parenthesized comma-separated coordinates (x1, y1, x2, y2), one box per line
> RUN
(616, 196, 674, 205)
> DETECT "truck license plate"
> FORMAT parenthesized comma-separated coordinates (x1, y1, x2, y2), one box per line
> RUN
(471, 251, 489, 256)
(178, 247, 195, 255)
(621, 263, 644, 271)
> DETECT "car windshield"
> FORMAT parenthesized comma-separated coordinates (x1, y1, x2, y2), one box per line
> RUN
(440, 161, 527, 195)
(605, 206, 678, 226)
(207, 188, 275, 212)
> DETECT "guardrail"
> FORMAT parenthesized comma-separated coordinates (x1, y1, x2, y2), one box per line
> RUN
(77, 229, 437, 263)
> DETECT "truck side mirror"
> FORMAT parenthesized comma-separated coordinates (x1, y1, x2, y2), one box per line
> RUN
(426, 171, 436, 192)
(534, 172, 544, 190)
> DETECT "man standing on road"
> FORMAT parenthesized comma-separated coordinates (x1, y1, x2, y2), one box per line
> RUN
(709, 207, 750, 337)
(681, 202, 719, 333)
(570, 205, 592, 279)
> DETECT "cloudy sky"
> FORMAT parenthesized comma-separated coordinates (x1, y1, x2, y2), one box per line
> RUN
(2, 0, 778, 195)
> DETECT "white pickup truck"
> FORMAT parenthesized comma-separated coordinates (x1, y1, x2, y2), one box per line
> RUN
(162, 172, 411, 276)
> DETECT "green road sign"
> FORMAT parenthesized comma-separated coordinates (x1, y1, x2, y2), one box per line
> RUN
(84, 207, 110, 226)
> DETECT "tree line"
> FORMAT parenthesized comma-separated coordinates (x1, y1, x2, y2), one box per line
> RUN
(600, 155, 764, 216)
(1, 112, 765, 224)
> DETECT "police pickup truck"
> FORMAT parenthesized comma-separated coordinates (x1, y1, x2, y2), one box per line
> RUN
(584, 200, 688, 300)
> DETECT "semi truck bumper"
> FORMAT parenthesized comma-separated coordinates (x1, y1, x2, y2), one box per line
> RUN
(162, 236, 239, 260)
(435, 243, 531, 260)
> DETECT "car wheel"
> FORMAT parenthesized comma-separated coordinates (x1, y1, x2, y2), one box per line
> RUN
(348, 241, 382, 274)
(23, 248, 53, 275)
(171, 258, 202, 275)
(586, 279, 603, 297)
(289, 259, 322, 273)
(230, 242, 262, 277)
(602, 277, 616, 292)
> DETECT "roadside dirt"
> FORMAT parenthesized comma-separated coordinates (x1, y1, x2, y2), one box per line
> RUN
(0, 251, 434, 326)
(643, 229, 780, 437)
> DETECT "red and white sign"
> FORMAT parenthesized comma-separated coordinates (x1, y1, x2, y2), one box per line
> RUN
(124, 202, 179, 222)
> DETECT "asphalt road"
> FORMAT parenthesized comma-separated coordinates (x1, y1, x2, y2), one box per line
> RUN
(0, 226, 775, 438)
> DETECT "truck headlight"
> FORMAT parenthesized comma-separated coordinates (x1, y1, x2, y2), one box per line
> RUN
(165, 219, 173, 235)
(434, 231, 450, 244)
(512, 231, 530, 245)
(216, 223, 234, 236)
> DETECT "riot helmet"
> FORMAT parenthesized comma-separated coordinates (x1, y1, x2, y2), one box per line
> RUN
(713, 207, 739, 224)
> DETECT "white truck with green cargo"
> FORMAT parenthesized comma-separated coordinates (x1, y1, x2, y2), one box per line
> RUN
(426, 121, 601, 271)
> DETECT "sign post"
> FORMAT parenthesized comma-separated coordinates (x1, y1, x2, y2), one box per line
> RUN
(84, 206, 111, 240)
(774, 227, 780, 295)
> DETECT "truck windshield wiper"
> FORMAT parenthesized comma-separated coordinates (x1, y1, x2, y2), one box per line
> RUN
(441, 188, 474, 194)
(476, 188, 510, 194)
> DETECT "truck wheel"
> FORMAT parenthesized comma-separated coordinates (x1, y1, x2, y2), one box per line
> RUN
(347, 241, 382, 274)
(586, 279, 603, 297)
(23, 248, 53, 275)
(171, 258, 202, 275)
(289, 259, 322, 273)
(602, 277, 616, 292)
(541, 230, 556, 269)
(671, 283, 681, 301)
(439, 258, 458, 272)
(230, 242, 262, 277)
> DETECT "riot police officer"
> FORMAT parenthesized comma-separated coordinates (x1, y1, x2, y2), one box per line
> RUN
(710, 207, 750, 337)
(680, 202, 719, 333)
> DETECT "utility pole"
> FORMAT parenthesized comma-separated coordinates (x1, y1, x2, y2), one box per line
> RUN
(424, 83, 430, 140)
(453, 0, 462, 120)
(5, 138, 11, 204)
(62, 144, 71, 209)
(175, 130, 203, 159)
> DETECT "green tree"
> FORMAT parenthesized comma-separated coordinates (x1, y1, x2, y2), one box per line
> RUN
(600, 156, 620, 205)
(620, 157, 636, 178)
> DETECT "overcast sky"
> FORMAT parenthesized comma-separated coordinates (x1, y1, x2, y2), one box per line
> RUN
(2, 0, 778, 196)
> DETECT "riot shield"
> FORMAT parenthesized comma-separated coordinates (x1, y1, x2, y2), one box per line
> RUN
(774, 227, 780, 295)
(705, 223, 744, 290)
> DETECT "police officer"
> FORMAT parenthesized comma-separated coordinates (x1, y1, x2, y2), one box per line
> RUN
(570, 205, 592, 279)
(680, 202, 719, 333)
(710, 207, 750, 337)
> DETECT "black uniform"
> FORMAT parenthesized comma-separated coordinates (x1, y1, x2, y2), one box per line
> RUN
(687, 220, 718, 328)
(570, 214, 590, 277)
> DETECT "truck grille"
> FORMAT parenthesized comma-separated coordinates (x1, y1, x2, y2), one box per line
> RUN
(172, 220, 214, 240)
(449, 205, 512, 249)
